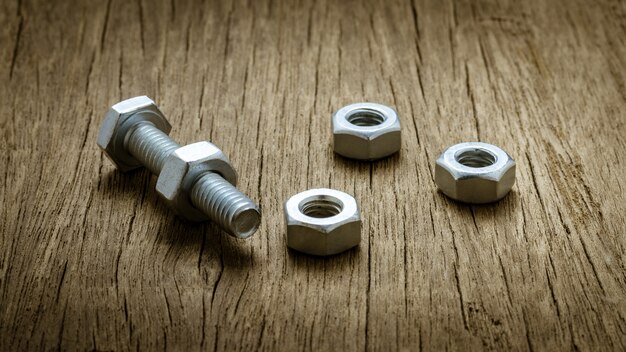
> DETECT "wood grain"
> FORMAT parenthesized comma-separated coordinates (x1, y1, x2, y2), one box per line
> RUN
(1, 0, 625, 350)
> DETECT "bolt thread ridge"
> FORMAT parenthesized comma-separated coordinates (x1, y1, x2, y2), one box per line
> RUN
(191, 172, 261, 238)
(126, 123, 180, 175)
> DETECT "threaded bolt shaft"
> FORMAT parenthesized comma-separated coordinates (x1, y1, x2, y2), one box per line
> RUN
(191, 173, 260, 238)
(125, 122, 261, 238)
(126, 123, 181, 174)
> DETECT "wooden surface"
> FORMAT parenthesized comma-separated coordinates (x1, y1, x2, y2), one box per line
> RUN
(1, 0, 625, 350)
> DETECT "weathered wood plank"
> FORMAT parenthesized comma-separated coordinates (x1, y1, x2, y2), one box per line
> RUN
(1, 0, 624, 350)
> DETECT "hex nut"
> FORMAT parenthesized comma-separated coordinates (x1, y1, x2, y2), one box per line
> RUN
(156, 141, 238, 221)
(435, 142, 516, 204)
(97, 96, 172, 172)
(332, 102, 401, 160)
(284, 188, 361, 256)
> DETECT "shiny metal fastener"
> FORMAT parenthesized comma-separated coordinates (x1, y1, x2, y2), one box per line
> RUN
(435, 142, 516, 204)
(284, 188, 361, 256)
(332, 102, 401, 160)
(97, 96, 261, 238)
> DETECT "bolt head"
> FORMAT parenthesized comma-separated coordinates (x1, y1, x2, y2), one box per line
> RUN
(156, 141, 237, 221)
(97, 96, 171, 172)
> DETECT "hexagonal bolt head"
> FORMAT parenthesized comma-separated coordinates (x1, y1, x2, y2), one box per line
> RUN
(284, 188, 361, 256)
(97, 96, 171, 172)
(435, 142, 516, 204)
(332, 102, 401, 160)
(156, 141, 238, 221)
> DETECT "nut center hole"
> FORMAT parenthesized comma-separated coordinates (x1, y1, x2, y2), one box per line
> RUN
(455, 148, 497, 168)
(346, 109, 386, 126)
(299, 196, 343, 218)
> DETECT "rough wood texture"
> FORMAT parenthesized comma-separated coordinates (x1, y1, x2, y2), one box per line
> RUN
(1, 0, 625, 350)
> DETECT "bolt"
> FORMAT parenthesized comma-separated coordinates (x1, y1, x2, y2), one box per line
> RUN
(97, 96, 261, 239)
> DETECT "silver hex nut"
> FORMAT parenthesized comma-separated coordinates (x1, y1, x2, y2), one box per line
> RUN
(332, 102, 401, 160)
(156, 141, 238, 221)
(435, 142, 516, 204)
(284, 188, 361, 256)
(97, 96, 172, 172)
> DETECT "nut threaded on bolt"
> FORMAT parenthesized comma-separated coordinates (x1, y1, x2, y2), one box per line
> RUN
(121, 121, 260, 238)
(126, 123, 180, 175)
(191, 172, 261, 239)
